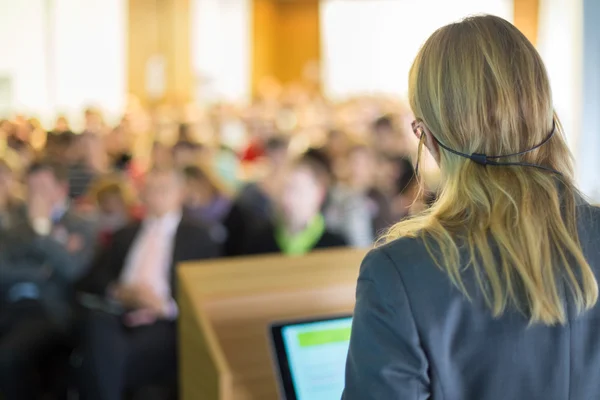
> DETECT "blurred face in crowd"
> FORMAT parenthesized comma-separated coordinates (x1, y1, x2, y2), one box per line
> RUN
(280, 164, 325, 230)
(142, 170, 183, 217)
(173, 146, 198, 169)
(0, 119, 11, 134)
(373, 121, 399, 155)
(326, 130, 349, 158)
(27, 169, 68, 208)
(55, 116, 70, 132)
(68, 137, 86, 163)
(99, 191, 127, 215)
(0, 164, 13, 206)
(14, 118, 33, 141)
(266, 146, 288, 168)
(17, 144, 35, 170)
(84, 110, 104, 133)
(151, 143, 172, 169)
(98, 190, 130, 231)
(184, 176, 214, 207)
(348, 147, 375, 190)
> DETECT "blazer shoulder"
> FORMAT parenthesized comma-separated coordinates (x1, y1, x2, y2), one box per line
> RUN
(375, 236, 429, 264)
(577, 203, 600, 231)
(359, 236, 431, 283)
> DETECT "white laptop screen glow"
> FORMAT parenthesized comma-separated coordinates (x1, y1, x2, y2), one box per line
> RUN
(281, 317, 352, 400)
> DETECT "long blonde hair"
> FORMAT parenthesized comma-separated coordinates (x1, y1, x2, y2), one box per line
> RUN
(382, 15, 597, 325)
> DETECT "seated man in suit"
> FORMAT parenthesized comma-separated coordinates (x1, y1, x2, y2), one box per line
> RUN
(78, 167, 220, 400)
(0, 160, 97, 400)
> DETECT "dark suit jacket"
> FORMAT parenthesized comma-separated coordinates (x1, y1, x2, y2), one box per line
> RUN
(0, 207, 97, 326)
(78, 218, 220, 297)
(0, 207, 98, 283)
(343, 203, 600, 400)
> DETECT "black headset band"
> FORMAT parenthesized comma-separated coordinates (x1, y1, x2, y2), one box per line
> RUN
(431, 121, 560, 174)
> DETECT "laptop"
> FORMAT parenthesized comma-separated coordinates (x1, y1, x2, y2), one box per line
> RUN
(269, 315, 352, 400)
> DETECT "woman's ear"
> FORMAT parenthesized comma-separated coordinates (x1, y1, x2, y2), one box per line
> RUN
(412, 125, 422, 141)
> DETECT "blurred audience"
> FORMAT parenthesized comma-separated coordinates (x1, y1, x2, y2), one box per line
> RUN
(0, 160, 97, 400)
(87, 175, 140, 248)
(66, 133, 104, 200)
(237, 136, 289, 222)
(325, 145, 378, 247)
(183, 164, 232, 243)
(0, 160, 21, 230)
(0, 84, 436, 398)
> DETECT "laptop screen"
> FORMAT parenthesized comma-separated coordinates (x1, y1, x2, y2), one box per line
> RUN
(273, 316, 352, 400)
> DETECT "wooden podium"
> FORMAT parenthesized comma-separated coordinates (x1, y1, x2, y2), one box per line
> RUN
(177, 248, 368, 400)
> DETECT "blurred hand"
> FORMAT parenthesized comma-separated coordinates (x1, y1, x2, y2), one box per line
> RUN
(123, 308, 159, 327)
(111, 283, 168, 317)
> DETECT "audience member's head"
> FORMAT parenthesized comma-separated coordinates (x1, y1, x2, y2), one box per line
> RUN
(0, 119, 12, 135)
(0, 160, 14, 208)
(182, 165, 225, 208)
(264, 137, 289, 167)
(347, 145, 376, 190)
(141, 167, 184, 218)
(372, 115, 400, 155)
(81, 132, 108, 172)
(26, 160, 69, 210)
(151, 141, 172, 169)
(67, 134, 86, 164)
(53, 115, 71, 134)
(172, 141, 201, 169)
(302, 148, 333, 186)
(280, 153, 330, 231)
(46, 130, 74, 161)
(89, 176, 135, 230)
(114, 153, 133, 171)
(372, 115, 394, 136)
(14, 141, 36, 172)
(177, 123, 193, 143)
(325, 129, 350, 159)
(84, 107, 104, 134)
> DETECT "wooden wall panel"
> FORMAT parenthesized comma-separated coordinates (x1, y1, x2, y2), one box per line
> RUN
(251, 0, 278, 95)
(274, 0, 320, 85)
(128, 0, 159, 106)
(128, 0, 192, 106)
(514, 0, 540, 45)
(251, 0, 321, 95)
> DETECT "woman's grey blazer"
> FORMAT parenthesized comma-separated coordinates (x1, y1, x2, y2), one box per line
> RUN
(343, 203, 600, 400)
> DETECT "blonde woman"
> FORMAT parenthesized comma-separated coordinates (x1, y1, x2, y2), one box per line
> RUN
(343, 15, 600, 400)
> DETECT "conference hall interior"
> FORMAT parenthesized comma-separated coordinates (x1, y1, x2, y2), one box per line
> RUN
(0, 0, 599, 399)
